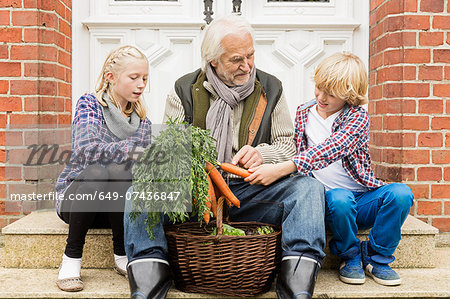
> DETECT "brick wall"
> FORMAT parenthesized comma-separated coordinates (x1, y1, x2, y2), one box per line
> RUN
(0, 0, 72, 230)
(369, 0, 450, 232)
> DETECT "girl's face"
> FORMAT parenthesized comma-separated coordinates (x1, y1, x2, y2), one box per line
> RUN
(314, 86, 347, 119)
(107, 59, 148, 111)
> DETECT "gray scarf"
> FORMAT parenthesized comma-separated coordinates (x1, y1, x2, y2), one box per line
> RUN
(205, 64, 256, 163)
(100, 93, 140, 140)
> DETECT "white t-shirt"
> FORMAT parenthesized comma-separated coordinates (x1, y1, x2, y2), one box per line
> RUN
(304, 105, 367, 192)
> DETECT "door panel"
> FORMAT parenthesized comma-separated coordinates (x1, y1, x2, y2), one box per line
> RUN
(73, 0, 368, 123)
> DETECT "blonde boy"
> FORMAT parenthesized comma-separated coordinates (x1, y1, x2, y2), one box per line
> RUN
(245, 52, 414, 286)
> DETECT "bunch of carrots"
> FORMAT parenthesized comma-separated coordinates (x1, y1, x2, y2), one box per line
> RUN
(200, 162, 252, 224)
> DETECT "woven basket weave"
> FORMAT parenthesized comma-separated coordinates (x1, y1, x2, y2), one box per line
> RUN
(165, 197, 282, 297)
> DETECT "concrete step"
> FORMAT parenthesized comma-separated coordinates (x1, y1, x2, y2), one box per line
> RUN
(1, 210, 438, 269)
(0, 247, 449, 298)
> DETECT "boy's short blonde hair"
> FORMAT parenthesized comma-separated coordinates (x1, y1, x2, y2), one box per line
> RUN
(314, 52, 368, 106)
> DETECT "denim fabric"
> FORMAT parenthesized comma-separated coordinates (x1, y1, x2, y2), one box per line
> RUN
(124, 174, 326, 262)
(325, 183, 414, 258)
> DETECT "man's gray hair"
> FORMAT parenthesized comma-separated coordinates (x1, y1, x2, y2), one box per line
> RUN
(200, 14, 255, 71)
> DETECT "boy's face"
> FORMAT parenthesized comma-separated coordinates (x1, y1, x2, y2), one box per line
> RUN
(314, 86, 347, 119)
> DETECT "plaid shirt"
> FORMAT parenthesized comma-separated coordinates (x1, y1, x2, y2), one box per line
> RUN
(55, 93, 152, 196)
(292, 99, 384, 189)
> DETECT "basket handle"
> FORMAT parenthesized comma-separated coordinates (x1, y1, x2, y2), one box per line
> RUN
(216, 196, 225, 237)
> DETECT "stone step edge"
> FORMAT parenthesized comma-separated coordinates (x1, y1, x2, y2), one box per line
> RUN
(1, 210, 439, 235)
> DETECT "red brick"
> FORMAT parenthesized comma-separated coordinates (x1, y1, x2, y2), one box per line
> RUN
(446, 133, 450, 148)
(0, 80, 9, 94)
(23, 0, 38, 8)
(419, 99, 444, 114)
(434, 49, 450, 63)
(10, 45, 38, 61)
(10, 80, 38, 95)
(4, 131, 22, 146)
(404, 49, 431, 63)
(404, 15, 430, 30)
(23, 28, 55, 44)
(55, 1, 66, 18)
(432, 218, 450, 232)
(384, 15, 404, 32)
(403, 66, 416, 80)
(418, 132, 443, 147)
(386, 99, 416, 113)
(403, 149, 430, 164)
(58, 82, 71, 97)
(382, 148, 403, 164)
(369, 85, 382, 100)
(431, 117, 450, 130)
(369, 53, 383, 71)
(418, 65, 443, 80)
(39, 0, 56, 11)
(0, 96, 22, 112)
(384, 49, 403, 65)
(39, 80, 57, 96)
(404, 0, 418, 12)
(434, 84, 450, 97)
(12, 10, 39, 26)
(445, 201, 450, 215)
(417, 201, 442, 215)
(24, 62, 56, 78)
(0, 45, 8, 59)
(0, 0, 22, 8)
(58, 18, 71, 37)
(65, 6, 71, 23)
(55, 32, 65, 49)
(417, 167, 442, 181)
(9, 114, 39, 126)
(431, 184, 450, 199)
(65, 37, 71, 53)
(419, 31, 444, 46)
(0, 10, 9, 26)
(377, 66, 402, 83)
(0, 218, 7, 230)
(384, 115, 402, 130)
(420, 0, 444, 12)
(404, 83, 430, 97)
(370, 115, 382, 131)
(0, 62, 21, 77)
(432, 150, 450, 164)
(58, 50, 71, 67)
(0, 27, 22, 43)
(39, 11, 57, 29)
(433, 16, 450, 30)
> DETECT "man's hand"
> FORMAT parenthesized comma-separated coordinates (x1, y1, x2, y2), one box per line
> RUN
(245, 160, 297, 186)
(232, 145, 263, 169)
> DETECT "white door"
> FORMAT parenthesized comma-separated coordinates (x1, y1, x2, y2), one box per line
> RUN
(73, 0, 369, 123)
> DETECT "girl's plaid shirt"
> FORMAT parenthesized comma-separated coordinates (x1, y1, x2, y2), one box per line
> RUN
(55, 93, 152, 196)
(292, 99, 385, 189)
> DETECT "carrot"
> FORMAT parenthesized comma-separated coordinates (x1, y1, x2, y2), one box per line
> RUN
(203, 200, 211, 224)
(220, 162, 251, 178)
(207, 174, 217, 218)
(205, 161, 240, 208)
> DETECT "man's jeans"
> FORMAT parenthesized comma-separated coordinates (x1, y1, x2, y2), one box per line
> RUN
(124, 174, 326, 263)
(325, 183, 414, 259)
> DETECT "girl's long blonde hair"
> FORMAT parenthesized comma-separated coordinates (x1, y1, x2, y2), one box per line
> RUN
(95, 45, 148, 119)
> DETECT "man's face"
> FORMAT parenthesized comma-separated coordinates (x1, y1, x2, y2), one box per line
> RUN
(211, 33, 255, 87)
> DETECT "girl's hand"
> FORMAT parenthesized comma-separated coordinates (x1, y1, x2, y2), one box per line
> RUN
(244, 160, 297, 186)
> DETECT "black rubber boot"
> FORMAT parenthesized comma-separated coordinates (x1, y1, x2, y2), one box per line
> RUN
(276, 256, 320, 299)
(127, 259, 172, 299)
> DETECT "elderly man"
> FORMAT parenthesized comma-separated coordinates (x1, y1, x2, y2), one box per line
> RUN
(124, 15, 326, 299)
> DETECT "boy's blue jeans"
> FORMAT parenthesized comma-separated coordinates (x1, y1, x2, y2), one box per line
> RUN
(124, 174, 327, 263)
(325, 183, 414, 259)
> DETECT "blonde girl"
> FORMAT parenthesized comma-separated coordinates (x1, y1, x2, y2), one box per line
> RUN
(55, 45, 151, 292)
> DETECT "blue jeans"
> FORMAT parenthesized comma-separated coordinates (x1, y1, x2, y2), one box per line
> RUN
(325, 183, 414, 259)
(124, 174, 326, 263)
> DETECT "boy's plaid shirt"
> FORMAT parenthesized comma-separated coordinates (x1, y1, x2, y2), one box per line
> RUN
(55, 93, 152, 196)
(292, 100, 385, 189)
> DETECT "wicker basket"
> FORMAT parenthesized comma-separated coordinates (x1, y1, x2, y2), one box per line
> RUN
(165, 197, 282, 297)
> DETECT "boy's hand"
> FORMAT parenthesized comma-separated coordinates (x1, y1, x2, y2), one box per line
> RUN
(232, 145, 263, 169)
(245, 160, 298, 186)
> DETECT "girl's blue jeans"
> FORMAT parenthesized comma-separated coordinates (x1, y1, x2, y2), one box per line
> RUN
(325, 183, 414, 259)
